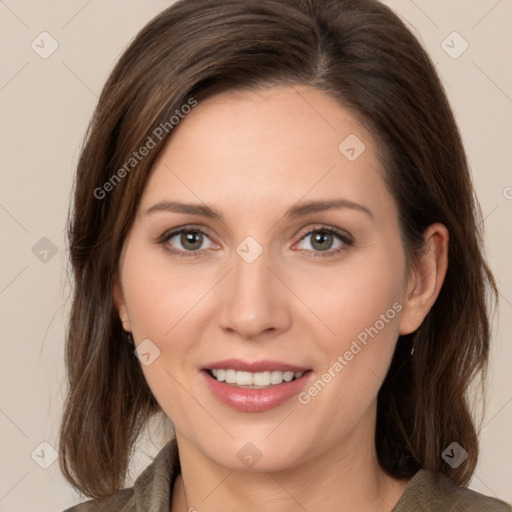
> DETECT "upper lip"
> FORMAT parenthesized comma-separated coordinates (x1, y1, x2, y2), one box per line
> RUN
(202, 359, 310, 373)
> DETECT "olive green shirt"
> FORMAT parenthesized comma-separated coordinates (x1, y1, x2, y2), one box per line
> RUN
(63, 438, 512, 511)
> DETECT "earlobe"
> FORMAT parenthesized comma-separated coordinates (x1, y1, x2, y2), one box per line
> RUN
(398, 223, 449, 335)
(113, 275, 131, 332)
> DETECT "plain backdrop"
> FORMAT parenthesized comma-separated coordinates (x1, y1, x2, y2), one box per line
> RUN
(0, 1, 511, 510)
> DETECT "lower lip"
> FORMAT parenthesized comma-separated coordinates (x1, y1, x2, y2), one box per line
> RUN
(202, 370, 312, 412)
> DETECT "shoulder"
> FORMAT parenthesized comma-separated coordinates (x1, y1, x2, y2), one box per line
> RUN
(61, 437, 180, 512)
(393, 469, 512, 511)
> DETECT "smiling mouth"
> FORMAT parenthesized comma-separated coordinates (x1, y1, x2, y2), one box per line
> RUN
(205, 369, 311, 389)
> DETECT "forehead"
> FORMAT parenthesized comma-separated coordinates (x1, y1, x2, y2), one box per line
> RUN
(140, 85, 395, 224)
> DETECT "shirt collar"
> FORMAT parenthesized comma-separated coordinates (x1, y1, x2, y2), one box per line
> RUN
(133, 437, 181, 512)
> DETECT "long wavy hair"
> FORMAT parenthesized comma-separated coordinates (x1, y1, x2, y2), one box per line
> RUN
(59, 0, 498, 499)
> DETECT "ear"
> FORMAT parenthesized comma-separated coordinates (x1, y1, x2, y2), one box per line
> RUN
(113, 274, 131, 332)
(398, 223, 449, 335)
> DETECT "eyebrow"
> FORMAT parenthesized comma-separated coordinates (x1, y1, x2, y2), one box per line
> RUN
(145, 199, 374, 221)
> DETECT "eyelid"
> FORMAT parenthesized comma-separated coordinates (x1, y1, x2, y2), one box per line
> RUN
(296, 224, 352, 242)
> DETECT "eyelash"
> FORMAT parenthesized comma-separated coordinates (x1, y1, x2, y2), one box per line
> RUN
(156, 226, 353, 259)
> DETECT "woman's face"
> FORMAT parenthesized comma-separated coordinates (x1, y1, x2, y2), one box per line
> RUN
(115, 85, 424, 471)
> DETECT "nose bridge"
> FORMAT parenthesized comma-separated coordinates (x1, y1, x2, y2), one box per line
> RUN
(218, 234, 289, 338)
(233, 236, 270, 295)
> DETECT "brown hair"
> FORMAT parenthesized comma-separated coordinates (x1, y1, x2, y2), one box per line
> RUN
(59, 0, 498, 499)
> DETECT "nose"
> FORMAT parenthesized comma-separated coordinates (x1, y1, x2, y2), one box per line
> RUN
(217, 241, 292, 341)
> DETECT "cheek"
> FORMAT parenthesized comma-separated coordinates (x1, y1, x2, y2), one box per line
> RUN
(310, 244, 406, 349)
(297, 254, 405, 425)
(119, 243, 204, 420)
(301, 247, 406, 421)
(121, 242, 211, 343)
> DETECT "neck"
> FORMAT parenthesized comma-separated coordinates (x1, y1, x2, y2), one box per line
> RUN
(171, 407, 409, 512)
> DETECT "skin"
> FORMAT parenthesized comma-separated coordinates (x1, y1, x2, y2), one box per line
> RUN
(114, 85, 449, 512)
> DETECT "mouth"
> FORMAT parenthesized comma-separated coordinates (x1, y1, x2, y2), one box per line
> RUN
(200, 360, 313, 412)
(205, 368, 309, 389)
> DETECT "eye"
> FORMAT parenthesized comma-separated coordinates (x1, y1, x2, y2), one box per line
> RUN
(157, 225, 353, 259)
(158, 227, 214, 258)
(295, 227, 353, 257)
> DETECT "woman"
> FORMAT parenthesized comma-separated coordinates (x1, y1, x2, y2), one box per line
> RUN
(59, 0, 511, 510)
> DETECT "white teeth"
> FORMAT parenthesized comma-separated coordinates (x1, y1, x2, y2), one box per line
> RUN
(270, 371, 283, 384)
(209, 369, 305, 387)
(236, 371, 253, 385)
(254, 372, 271, 386)
(283, 371, 294, 382)
(225, 369, 237, 383)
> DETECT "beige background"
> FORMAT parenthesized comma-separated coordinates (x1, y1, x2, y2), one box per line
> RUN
(0, 1, 511, 510)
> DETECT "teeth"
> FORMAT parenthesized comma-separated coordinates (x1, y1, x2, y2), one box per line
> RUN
(225, 369, 237, 383)
(210, 369, 305, 387)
